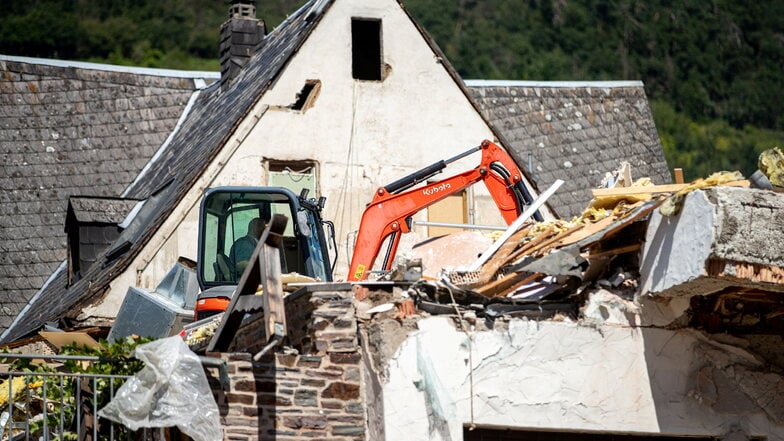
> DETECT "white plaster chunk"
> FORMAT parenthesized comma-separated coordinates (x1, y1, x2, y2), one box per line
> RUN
(563, 161, 573, 168)
(581, 289, 640, 326)
(639, 190, 715, 297)
(637, 294, 692, 327)
(640, 188, 784, 304)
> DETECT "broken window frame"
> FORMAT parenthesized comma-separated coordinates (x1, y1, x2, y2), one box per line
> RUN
(263, 159, 320, 236)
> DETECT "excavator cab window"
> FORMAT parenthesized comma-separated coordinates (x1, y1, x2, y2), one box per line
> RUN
(197, 187, 333, 291)
(199, 189, 289, 286)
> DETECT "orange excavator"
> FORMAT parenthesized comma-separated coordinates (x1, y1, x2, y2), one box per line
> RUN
(347, 139, 541, 281)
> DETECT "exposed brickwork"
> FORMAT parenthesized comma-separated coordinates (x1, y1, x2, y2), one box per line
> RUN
(213, 291, 366, 441)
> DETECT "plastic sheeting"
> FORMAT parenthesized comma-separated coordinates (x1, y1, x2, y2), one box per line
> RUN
(98, 336, 222, 441)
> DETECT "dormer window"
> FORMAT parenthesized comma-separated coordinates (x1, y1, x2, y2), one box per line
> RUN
(351, 18, 383, 81)
(65, 197, 139, 285)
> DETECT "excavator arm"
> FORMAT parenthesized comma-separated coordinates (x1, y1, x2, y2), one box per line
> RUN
(347, 140, 541, 281)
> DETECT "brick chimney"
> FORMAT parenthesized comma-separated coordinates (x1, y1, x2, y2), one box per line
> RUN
(220, 0, 266, 88)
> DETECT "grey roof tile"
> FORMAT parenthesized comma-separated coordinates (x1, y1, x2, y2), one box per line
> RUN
(0, 55, 208, 334)
(468, 82, 670, 218)
(1, 0, 333, 342)
(68, 197, 139, 224)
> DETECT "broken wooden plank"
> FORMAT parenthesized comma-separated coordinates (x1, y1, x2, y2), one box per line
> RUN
(472, 226, 532, 285)
(502, 225, 557, 266)
(591, 180, 749, 197)
(475, 272, 542, 297)
(468, 179, 564, 271)
(552, 215, 617, 248)
(528, 223, 585, 257)
(579, 202, 662, 249)
(674, 168, 684, 184)
(586, 243, 642, 259)
(208, 214, 288, 353)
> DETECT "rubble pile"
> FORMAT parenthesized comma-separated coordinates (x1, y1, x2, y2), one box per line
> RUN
(363, 170, 756, 328)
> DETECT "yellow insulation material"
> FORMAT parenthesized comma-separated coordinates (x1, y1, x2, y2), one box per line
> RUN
(660, 171, 745, 216)
(0, 376, 28, 405)
(759, 147, 784, 187)
(527, 219, 580, 237)
(588, 177, 655, 211)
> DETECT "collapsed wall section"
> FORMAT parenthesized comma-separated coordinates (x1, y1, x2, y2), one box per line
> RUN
(640, 187, 784, 298)
(638, 187, 784, 328)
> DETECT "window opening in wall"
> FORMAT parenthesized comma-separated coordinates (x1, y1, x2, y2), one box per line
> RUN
(266, 159, 319, 236)
(351, 18, 382, 81)
(291, 80, 321, 111)
(427, 189, 467, 237)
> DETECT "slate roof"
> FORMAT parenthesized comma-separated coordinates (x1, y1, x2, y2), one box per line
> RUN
(0, 55, 217, 332)
(1, 0, 333, 342)
(67, 197, 140, 225)
(467, 80, 672, 218)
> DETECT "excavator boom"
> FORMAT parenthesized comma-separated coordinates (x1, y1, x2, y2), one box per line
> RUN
(348, 140, 539, 281)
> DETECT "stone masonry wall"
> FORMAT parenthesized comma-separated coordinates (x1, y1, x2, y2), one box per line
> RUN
(212, 290, 366, 441)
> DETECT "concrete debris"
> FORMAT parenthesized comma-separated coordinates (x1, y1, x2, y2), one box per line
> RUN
(410, 231, 493, 280)
(367, 303, 395, 315)
(352, 172, 784, 335)
(581, 288, 640, 326)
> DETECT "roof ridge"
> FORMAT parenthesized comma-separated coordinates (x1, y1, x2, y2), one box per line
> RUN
(464, 79, 645, 88)
(0, 54, 220, 80)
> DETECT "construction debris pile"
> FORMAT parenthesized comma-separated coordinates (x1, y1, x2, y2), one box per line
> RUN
(363, 168, 756, 327)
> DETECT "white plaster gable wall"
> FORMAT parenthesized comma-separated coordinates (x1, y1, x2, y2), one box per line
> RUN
(382, 316, 784, 440)
(243, 0, 534, 272)
(86, 0, 545, 318)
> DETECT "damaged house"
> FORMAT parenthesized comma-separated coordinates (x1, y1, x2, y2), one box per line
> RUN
(0, 58, 217, 331)
(5, 0, 777, 440)
(0, 0, 670, 339)
(195, 178, 784, 440)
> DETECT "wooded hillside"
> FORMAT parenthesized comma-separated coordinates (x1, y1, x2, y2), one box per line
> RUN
(2, 0, 781, 180)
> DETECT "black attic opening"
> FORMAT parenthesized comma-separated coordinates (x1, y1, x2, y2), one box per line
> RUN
(351, 18, 382, 81)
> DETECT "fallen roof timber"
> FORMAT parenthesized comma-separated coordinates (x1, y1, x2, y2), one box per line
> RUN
(591, 180, 749, 197)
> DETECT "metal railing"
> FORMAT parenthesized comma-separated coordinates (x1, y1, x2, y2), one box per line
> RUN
(0, 354, 162, 441)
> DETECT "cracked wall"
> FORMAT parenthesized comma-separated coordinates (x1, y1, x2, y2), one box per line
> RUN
(375, 310, 784, 440)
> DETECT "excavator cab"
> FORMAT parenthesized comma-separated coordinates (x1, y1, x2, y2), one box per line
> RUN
(194, 186, 335, 319)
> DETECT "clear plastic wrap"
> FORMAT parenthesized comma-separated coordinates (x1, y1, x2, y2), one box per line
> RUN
(98, 336, 222, 441)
